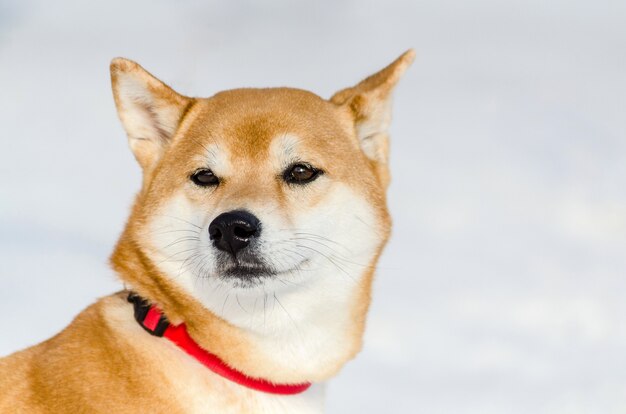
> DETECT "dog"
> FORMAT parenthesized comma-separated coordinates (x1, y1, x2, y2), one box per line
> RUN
(0, 50, 414, 413)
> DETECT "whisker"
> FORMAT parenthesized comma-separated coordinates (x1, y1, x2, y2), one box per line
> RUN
(154, 247, 199, 266)
(176, 251, 204, 280)
(160, 236, 200, 250)
(263, 289, 268, 332)
(289, 237, 341, 252)
(249, 296, 259, 329)
(294, 244, 357, 283)
(186, 135, 212, 155)
(273, 293, 304, 342)
(293, 232, 351, 252)
(149, 228, 201, 236)
(221, 291, 232, 315)
(288, 237, 376, 269)
(154, 214, 202, 229)
(236, 294, 249, 314)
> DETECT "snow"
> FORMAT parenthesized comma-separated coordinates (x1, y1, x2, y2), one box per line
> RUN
(1, 0, 625, 412)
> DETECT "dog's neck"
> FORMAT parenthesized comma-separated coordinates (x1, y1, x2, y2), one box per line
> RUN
(111, 232, 376, 385)
(103, 291, 326, 413)
(127, 292, 313, 394)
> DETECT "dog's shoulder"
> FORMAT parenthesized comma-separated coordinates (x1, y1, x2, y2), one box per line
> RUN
(0, 293, 184, 413)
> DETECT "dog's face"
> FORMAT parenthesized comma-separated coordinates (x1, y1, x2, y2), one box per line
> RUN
(110, 53, 412, 346)
(139, 88, 386, 289)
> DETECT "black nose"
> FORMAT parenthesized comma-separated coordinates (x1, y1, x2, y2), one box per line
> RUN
(208, 210, 261, 256)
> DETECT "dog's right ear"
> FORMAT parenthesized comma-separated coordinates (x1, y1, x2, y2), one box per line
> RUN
(110, 58, 192, 171)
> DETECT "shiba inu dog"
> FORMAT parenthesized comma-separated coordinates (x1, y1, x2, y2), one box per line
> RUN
(0, 50, 414, 413)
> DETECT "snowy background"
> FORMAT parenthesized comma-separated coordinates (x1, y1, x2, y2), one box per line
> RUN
(1, 0, 625, 412)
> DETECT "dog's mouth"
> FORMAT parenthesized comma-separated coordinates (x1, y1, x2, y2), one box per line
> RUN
(215, 255, 309, 286)
(221, 264, 277, 279)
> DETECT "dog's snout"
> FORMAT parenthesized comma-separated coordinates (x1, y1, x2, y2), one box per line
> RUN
(209, 210, 261, 256)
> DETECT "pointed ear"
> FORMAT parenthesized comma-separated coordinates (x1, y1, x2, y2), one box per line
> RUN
(110, 58, 193, 171)
(331, 49, 414, 169)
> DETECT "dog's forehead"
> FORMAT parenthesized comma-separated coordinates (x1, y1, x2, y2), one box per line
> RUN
(181, 87, 354, 161)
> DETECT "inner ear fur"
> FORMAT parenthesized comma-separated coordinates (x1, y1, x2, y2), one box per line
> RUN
(331, 50, 415, 180)
(110, 58, 193, 172)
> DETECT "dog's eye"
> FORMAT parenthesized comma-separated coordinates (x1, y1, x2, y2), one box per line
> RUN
(191, 169, 219, 187)
(284, 163, 321, 184)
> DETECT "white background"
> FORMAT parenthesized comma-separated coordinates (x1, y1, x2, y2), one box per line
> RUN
(1, 0, 625, 412)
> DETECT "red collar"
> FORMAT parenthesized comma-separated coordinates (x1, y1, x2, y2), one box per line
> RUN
(128, 293, 312, 395)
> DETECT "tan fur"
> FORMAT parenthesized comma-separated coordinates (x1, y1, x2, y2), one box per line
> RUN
(0, 50, 414, 413)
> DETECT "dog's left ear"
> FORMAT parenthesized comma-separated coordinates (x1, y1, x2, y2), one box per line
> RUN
(110, 58, 192, 172)
(331, 49, 414, 183)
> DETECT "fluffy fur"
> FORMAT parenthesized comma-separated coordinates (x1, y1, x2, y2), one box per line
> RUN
(0, 50, 414, 413)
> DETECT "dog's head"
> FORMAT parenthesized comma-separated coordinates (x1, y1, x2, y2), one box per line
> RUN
(110, 51, 413, 382)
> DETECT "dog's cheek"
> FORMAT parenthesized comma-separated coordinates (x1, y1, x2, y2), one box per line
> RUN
(140, 191, 215, 289)
(290, 183, 385, 270)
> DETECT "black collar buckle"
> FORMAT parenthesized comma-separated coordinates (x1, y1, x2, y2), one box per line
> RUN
(127, 292, 170, 337)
